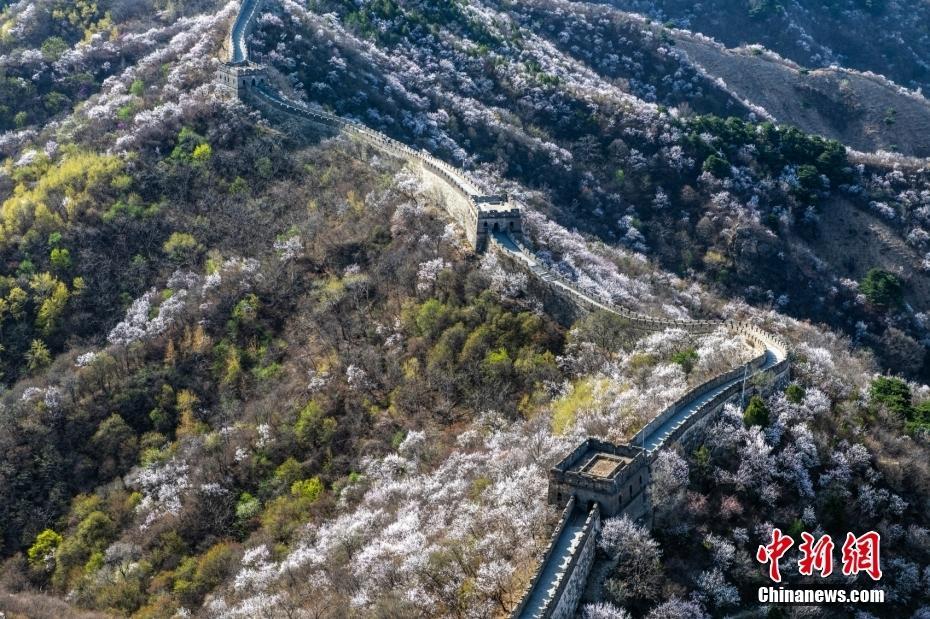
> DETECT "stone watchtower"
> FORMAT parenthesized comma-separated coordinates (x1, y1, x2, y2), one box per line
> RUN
(548, 438, 651, 521)
(217, 61, 267, 100)
(473, 194, 522, 249)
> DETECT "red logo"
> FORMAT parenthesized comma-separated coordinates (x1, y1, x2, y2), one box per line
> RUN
(798, 532, 834, 577)
(841, 531, 882, 581)
(757, 529, 881, 582)
(756, 528, 794, 582)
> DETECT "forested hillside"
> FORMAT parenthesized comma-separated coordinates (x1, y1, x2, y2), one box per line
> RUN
(605, 0, 930, 94)
(242, 0, 930, 380)
(0, 0, 928, 617)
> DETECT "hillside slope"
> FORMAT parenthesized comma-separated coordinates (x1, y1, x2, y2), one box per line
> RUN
(0, 0, 928, 617)
(238, 0, 930, 379)
(673, 33, 930, 157)
(604, 0, 930, 93)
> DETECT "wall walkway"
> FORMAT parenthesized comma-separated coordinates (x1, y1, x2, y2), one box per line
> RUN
(219, 3, 792, 617)
(493, 229, 789, 618)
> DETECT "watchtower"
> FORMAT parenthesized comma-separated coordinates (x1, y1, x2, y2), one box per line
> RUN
(474, 194, 522, 249)
(217, 62, 268, 100)
(548, 438, 651, 521)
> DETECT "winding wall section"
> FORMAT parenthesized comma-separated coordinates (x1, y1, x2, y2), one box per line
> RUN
(228, 0, 263, 64)
(219, 3, 792, 618)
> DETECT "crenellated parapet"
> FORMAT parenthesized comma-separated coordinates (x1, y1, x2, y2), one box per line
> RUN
(218, 2, 522, 252)
(228, 0, 264, 65)
(497, 230, 793, 619)
(242, 84, 523, 250)
(548, 439, 651, 521)
(219, 4, 794, 619)
(217, 62, 268, 99)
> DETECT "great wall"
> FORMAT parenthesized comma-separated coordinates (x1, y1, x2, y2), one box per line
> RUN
(218, 3, 791, 617)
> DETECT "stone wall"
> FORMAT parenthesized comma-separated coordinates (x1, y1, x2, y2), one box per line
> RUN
(218, 5, 791, 619)
(547, 440, 650, 519)
(412, 159, 481, 248)
(547, 505, 601, 619)
(509, 497, 579, 618)
(243, 86, 525, 251)
(500, 237, 792, 619)
(228, 0, 264, 64)
(629, 349, 767, 453)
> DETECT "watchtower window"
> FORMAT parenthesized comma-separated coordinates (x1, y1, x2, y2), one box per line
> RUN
(251, 78, 256, 86)
(493, 222, 499, 231)
(508, 221, 514, 230)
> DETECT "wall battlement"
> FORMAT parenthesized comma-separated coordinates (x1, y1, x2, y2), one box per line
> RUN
(216, 62, 267, 100)
(220, 66, 522, 251)
(548, 438, 651, 521)
(218, 6, 792, 618)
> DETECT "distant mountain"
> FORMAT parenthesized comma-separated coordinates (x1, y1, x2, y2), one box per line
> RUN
(672, 30, 930, 157)
(605, 0, 930, 93)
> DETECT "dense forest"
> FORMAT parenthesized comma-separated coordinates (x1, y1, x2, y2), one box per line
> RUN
(604, 0, 930, 94)
(0, 0, 928, 617)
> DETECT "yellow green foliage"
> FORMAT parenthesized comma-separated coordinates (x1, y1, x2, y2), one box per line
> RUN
(468, 476, 491, 502)
(91, 414, 138, 474)
(628, 353, 656, 372)
(172, 542, 237, 605)
(551, 378, 600, 434)
(235, 492, 261, 521)
(290, 476, 324, 501)
(222, 345, 241, 385)
(294, 399, 337, 447)
(27, 529, 62, 570)
(1, 150, 122, 248)
(25, 338, 51, 372)
(260, 478, 326, 542)
(6, 286, 27, 319)
(53, 510, 116, 588)
(346, 189, 365, 213)
(132, 594, 180, 619)
(273, 457, 304, 490)
(162, 232, 201, 263)
(176, 389, 206, 437)
(30, 273, 71, 335)
(50, 247, 71, 271)
(412, 298, 452, 338)
(84, 550, 104, 573)
(51, 0, 113, 41)
(231, 293, 259, 327)
(314, 275, 350, 307)
(191, 143, 212, 163)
